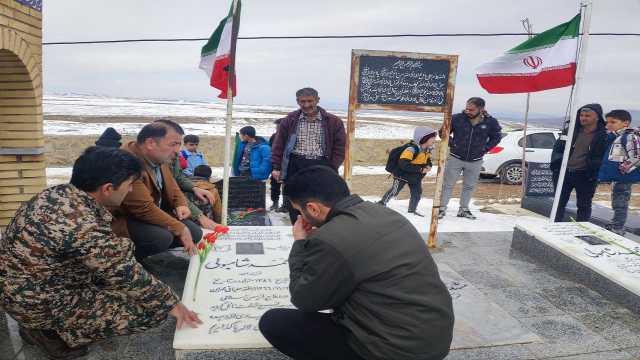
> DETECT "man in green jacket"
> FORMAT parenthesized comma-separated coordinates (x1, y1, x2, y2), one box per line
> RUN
(259, 166, 454, 360)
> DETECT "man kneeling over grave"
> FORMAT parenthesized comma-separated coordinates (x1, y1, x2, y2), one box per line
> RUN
(112, 119, 202, 261)
(0, 147, 201, 359)
(259, 166, 454, 360)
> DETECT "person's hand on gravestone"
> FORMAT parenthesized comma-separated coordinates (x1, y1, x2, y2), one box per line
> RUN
(293, 215, 313, 241)
(193, 187, 215, 204)
(170, 302, 203, 329)
(179, 226, 197, 256)
(198, 214, 217, 230)
(174, 205, 191, 220)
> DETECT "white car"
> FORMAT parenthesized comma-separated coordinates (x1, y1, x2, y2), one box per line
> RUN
(481, 128, 561, 185)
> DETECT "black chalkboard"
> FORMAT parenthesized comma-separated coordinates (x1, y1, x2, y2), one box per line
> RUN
(525, 162, 555, 197)
(357, 55, 450, 107)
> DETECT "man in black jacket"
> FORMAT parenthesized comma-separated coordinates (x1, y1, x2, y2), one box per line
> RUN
(440, 97, 502, 220)
(259, 166, 454, 360)
(550, 103, 608, 222)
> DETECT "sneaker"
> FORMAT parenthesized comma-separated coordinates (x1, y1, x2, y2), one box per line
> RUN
(19, 327, 88, 360)
(457, 208, 477, 220)
(438, 209, 446, 220)
(269, 201, 279, 211)
(408, 210, 425, 217)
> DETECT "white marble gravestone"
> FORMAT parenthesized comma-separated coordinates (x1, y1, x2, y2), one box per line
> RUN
(174, 226, 540, 352)
(514, 220, 640, 297)
(173, 226, 294, 350)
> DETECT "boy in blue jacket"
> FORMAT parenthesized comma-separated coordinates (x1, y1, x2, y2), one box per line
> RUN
(180, 134, 208, 176)
(598, 110, 638, 235)
(233, 126, 272, 181)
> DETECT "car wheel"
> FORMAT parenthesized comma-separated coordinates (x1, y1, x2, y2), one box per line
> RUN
(500, 163, 523, 185)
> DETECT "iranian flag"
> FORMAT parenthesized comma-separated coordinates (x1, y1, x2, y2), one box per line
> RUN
(199, 0, 241, 99)
(476, 14, 581, 94)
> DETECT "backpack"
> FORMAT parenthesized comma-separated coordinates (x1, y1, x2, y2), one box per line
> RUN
(385, 143, 419, 174)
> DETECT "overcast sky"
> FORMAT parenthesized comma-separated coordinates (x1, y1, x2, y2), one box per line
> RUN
(43, 0, 640, 117)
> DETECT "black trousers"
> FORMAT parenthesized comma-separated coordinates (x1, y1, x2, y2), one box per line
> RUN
(286, 155, 333, 224)
(127, 217, 203, 261)
(553, 169, 598, 222)
(270, 176, 281, 203)
(380, 177, 423, 211)
(259, 309, 364, 360)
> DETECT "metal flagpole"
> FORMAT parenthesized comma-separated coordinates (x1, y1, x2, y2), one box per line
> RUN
(520, 18, 533, 198)
(221, 0, 240, 225)
(550, 1, 592, 222)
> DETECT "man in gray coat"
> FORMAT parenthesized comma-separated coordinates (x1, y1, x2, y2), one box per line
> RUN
(259, 166, 454, 360)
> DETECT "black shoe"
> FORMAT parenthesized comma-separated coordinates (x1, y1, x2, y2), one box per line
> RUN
(438, 209, 446, 220)
(409, 210, 425, 217)
(20, 327, 89, 360)
(457, 208, 477, 220)
(605, 224, 626, 236)
(276, 205, 288, 213)
(269, 201, 279, 211)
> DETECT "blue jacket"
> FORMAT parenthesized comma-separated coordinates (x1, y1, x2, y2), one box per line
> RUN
(598, 131, 640, 183)
(233, 137, 272, 180)
(180, 150, 207, 176)
(446, 112, 502, 162)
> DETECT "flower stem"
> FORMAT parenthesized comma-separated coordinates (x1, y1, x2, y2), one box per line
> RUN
(193, 262, 203, 302)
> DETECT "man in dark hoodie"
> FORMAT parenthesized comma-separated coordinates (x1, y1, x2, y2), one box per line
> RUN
(550, 103, 608, 222)
(439, 97, 502, 220)
(259, 166, 454, 360)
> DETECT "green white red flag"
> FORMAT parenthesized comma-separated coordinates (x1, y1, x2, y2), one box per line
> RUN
(476, 14, 581, 94)
(199, 0, 241, 99)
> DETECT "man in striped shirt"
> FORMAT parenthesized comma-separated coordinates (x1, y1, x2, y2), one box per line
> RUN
(271, 88, 347, 223)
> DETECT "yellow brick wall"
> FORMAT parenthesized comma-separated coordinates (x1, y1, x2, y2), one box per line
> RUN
(0, 0, 43, 227)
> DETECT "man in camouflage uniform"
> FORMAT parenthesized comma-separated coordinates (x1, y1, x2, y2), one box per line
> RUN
(0, 147, 201, 359)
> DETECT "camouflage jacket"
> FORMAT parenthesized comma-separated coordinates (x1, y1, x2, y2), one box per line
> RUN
(0, 184, 179, 328)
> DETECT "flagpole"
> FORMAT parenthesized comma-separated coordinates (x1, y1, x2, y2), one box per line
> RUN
(550, 1, 592, 222)
(520, 18, 533, 200)
(221, 0, 239, 226)
(520, 18, 533, 198)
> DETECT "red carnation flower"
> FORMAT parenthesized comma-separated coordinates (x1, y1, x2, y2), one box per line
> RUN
(197, 241, 206, 251)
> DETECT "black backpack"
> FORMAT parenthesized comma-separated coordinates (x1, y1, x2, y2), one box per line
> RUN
(385, 143, 419, 174)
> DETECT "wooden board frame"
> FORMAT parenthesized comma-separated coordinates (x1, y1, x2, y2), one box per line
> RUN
(344, 49, 458, 248)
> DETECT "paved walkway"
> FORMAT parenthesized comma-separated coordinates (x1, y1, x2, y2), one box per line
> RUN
(2, 231, 640, 359)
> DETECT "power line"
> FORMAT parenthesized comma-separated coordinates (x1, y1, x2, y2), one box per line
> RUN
(42, 32, 640, 45)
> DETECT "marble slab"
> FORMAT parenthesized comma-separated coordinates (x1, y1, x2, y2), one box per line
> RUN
(173, 226, 294, 350)
(512, 221, 640, 313)
(174, 227, 540, 352)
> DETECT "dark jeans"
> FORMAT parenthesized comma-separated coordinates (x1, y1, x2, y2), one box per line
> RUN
(270, 175, 281, 203)
(611, 182, 633, 230)
(380, 177, 423, 211)
(259, 309, 364, 360)
(127, 217, 203, 261)
(286, 155, 333, 224)
(553, 170, 598, 222)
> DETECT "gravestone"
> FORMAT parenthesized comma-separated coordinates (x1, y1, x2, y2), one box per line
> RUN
(525, 162, 555, 197)
(512, 220, 640, 314)
(357, 55, 450, 107)
(215, 177, 266, 221)
(174, 227, 540, 355)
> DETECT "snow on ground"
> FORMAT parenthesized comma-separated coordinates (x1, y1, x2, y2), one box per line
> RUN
(46, 165, 438, 187)
(43, 94, 441, 139)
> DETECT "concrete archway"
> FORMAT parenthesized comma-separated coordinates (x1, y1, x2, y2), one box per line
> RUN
(0, 28, 46, 226)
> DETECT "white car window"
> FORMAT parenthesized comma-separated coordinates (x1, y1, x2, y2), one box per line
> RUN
(518, 133, 556, 149)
